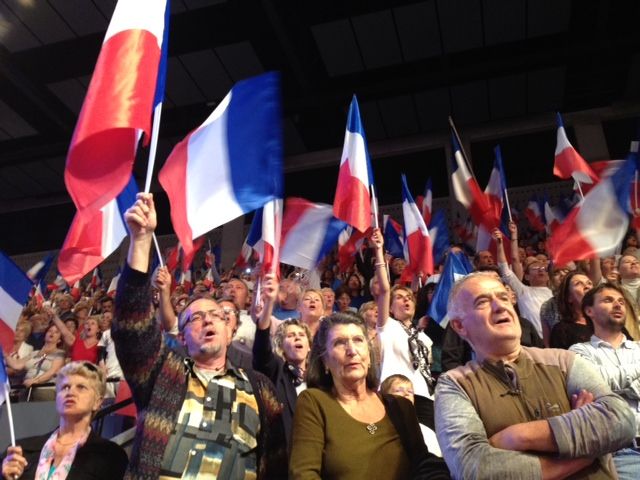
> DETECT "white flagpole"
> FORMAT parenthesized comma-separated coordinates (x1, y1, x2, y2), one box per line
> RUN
(144, 103, 165, 268)
(370, 185, 379, 229)
(574, 178, 585, 201)
(503, 186, 513, 222)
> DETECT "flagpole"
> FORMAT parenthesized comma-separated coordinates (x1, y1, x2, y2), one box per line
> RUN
(448, 116, 476, 178)
(143, 103, 166, 269)
(370, 185, 379, 229)
(574, 179, 585, 201)
(635, 171, 638, 215)
(503, 187, 513, 222)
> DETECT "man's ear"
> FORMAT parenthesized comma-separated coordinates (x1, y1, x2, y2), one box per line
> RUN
(584, 306, 593, 321)
(450, 318, 466, 338)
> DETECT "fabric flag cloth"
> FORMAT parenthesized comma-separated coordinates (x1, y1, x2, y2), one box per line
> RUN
(547, 148, 639, 267)
(337, 226, 369, 273)
(48, 272, 68, 293)
(58, 177, 138, 284)
(450, 133, 496, 231)
(182, 237, 205, 272)
(246, 198, 283, 275)
(159, 72, 283, 262)
(165, 243, 180, 274)
(428, 210, 450, 266)
(26, 254, 54, 283)
(544, 199, 565, 235)
(401, 175, 433, 280)
(279, 198, 347, 270)
(524, 196, 546, 232)
(428, 251, 474, 327)
(64, 0, 169, 214)
(333, 95, 374, 233)
(554, 112, 599, 186)
(234, 240, 255, 270)
(0, 252, 32, 351)
(107, 270, 121, 297)
(383, 215, 404, 259)
(90, 267, 103, 292)
(415, 178, 433, 227)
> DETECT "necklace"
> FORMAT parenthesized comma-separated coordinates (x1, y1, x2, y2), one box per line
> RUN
(366, 423, 378, 435)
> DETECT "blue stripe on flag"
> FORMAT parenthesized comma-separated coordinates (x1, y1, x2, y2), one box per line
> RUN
(0, 252, 32, 304)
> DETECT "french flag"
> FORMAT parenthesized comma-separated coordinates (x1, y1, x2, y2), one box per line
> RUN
(428, 251, 474, 327)
(428, 210, 450, 266)
(383, 215, 405, 259)
(476, 146, 509, 253)
(524, 196, 546, 232)
(416, 178, 433, 227)
(65, 0, 169, 214)
(0, 252, 32, 351)
(165, 243, 180, 274)
(554, 112, 599, 186)
(70, 280, 82, 302)
(544, 199, 565, 235)
(90, 267, 103, 292)
(338, 226, 368, 273)
(450, 133, 495, 230)
(26, 254, 54, 283)
(58, 177, 138, 284)
(333, 96, 374, 233)
(107, 270, 120, 298)
(280, 198, 347, 270)
(182, 237, 205, 272)
(547, 147, 638, 266)
(401, 175, 433, 280)
(159, 72, 283, 262)
(234, 239, 255, 270)
(246, 198, 283, 275)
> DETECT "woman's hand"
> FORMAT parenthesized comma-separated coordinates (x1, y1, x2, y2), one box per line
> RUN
(22, 378, 37, 388)
(2, 445, 27, 479)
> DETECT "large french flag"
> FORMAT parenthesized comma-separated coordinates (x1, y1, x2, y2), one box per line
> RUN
(280, 198, 347, 270)
(65, 0, 169, 213)
(333, 96, 374, 233)
(159, 72, 283, 261)
(450, 133, 495, 230)
(58, 177, 138, 284)
(401, 175, 433, 279)
(0, 252, 32, 351)
(246, 198, 283, 275)
(554, 112, 599, 186)
(477, 146, 509, 252)
(547, 148, 638, 266)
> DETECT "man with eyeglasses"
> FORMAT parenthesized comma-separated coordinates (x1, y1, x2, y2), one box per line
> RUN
(112, 193, 286, 480)
(494, 228, 552, 341)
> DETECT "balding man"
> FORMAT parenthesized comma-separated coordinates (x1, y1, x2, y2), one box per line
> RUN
(435, 272, 634, 479)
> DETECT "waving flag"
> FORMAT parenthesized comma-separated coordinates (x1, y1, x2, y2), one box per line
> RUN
(554, 112, 599, 186)
(234, 239, 256, 270)
(279, 198, 347, 270)
(544, 199, 565, 235)
(90, 267, 103, 292)
(58, 177, 138, 284)
(450, 133, 496, 230)
(65, 0, 169, 213)
(26, 254, 54, 283)
(383, 215, 405, 259)
(548, 148, 638, 266)
(524, 196, 546, 232)
(0, 253, 32, 351)
(338, 226, 368, 273)
(428, 251, 474, 327)
(401, 175, 433, 280)
(416, 179, 433, 227)
(182, 237, 205, 272)
(107, 270, 121, 298)
(477, 146, 510, 253)
(428, 210, 450, 266)
(333, 96, 374, 233)
(160, 72, 283, 262)
(246, 198, 283, 275)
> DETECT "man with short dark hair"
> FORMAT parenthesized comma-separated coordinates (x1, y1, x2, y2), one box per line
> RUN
(436, 272, 634, 479)
(570, 283, 640, 479)
(113, 193, 286, 479)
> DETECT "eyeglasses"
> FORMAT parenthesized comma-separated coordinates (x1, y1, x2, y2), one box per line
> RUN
(221, 307, 239, 318)
(529, 266, 547, 272)
(183, 309, 228, 327)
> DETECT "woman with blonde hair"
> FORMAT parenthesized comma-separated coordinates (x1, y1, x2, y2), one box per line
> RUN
(2, 361, 128, 479)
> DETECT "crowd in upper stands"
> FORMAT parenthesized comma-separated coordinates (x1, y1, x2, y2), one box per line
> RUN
(3, 197, 640, 479)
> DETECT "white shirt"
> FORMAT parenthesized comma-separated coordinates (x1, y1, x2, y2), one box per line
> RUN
(499, 262, 552, 338)
(570, 335, 640, 435)
(377, 318, 434, 399)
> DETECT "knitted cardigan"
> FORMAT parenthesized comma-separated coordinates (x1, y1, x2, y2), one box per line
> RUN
(113, 264, 287, 480)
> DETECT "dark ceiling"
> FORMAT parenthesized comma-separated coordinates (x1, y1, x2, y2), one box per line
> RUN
(1, 0, 640, 255)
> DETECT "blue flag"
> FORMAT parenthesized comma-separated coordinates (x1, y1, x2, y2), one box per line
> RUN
(428, 252, 474, 327)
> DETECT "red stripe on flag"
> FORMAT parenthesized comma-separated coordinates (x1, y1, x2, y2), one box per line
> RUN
(58, 209, 104, 284)
(333, 161, 371, 233)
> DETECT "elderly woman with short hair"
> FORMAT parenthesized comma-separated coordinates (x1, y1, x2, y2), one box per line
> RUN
(289, 312, 448, 479)
(2, 361, 128, 480)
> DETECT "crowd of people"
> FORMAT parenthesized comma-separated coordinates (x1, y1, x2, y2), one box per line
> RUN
(2, 191, 640, 479)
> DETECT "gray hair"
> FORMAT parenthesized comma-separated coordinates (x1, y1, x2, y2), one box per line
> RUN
(446, 271, 501, 322)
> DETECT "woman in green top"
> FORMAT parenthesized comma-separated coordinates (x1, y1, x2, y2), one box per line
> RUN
(289, 312, 448, 479)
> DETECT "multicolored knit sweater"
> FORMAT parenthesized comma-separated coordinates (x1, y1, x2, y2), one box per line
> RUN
(113, 264, 288, 480)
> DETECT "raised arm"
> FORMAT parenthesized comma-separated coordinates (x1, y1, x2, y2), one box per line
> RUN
(587, 257, 602, 285)
(255, 273, 278, 331)
(371, 228, 390, 328)
(154, 266, 177, 334)
(50, 313, 76, 347)
(3, 352, 27, 371)
(507, 222, 524, 281)
(126, 193, 156, 272)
